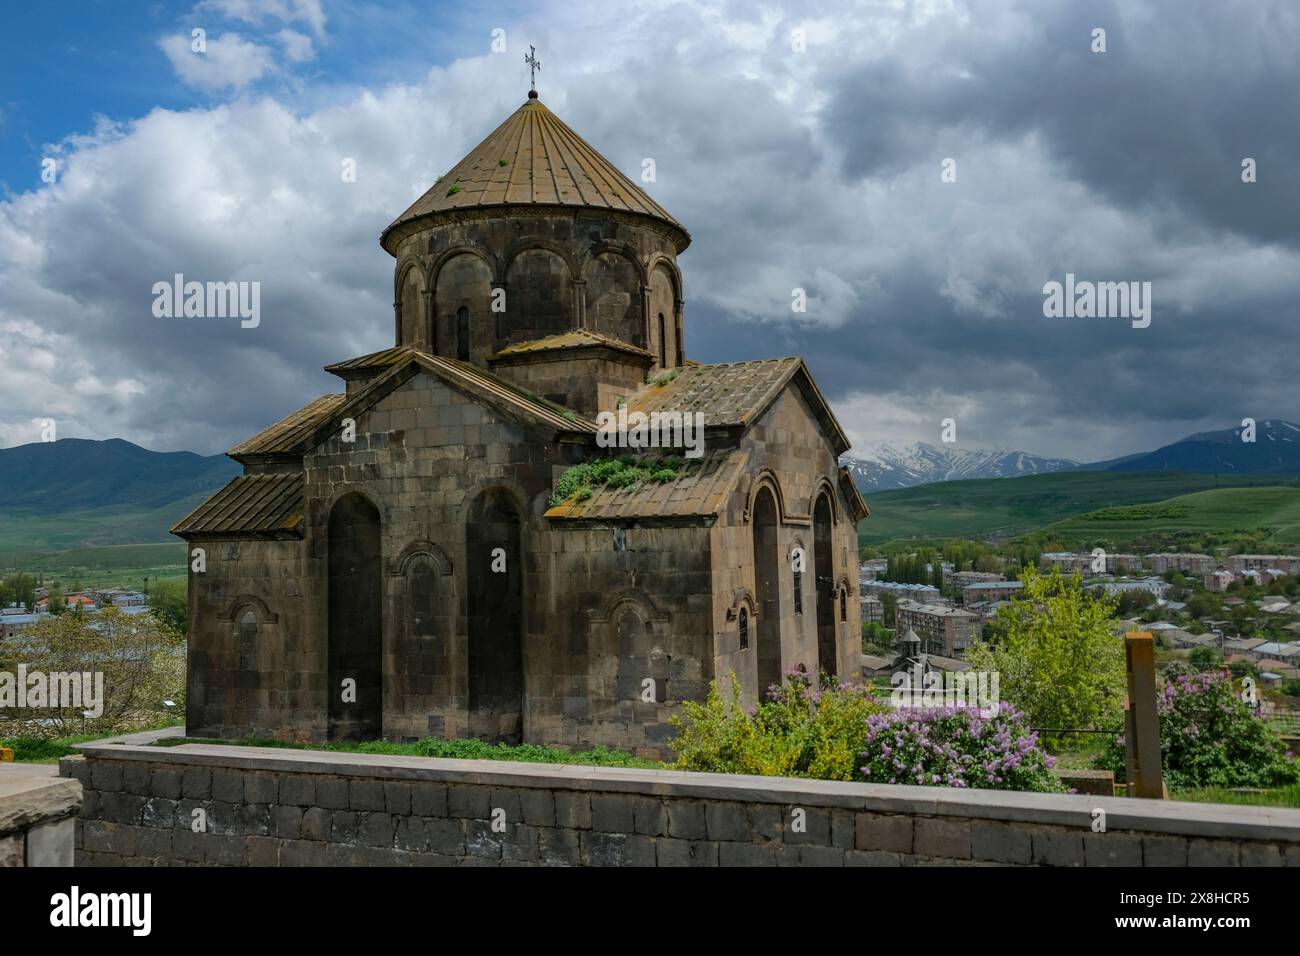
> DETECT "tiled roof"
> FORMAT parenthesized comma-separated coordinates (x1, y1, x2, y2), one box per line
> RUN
(229, 394, 346, 458)
(171, 474, 304, 537)
(415, 352, 599, 434)
(323, 347, 412, 374)
(492, 330, 652, 360)
(628, 358, 801, 425)
(544, 447, 749, 521)
(383, 97, 687, 251)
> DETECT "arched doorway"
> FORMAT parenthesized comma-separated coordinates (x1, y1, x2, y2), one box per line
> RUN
(466, 488, 524, 743)
(328, 492, 383, 740)
(813, 491, 836, 679)
(752, 486, 782, 701)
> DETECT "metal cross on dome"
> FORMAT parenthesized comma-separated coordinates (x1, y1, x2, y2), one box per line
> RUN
(525, 45, 541, 92)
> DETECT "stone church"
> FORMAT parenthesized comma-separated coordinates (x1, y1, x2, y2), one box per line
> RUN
(174, 86, 869, 757)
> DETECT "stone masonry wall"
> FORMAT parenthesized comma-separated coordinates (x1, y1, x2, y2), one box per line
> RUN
(60, 731, 1300, 867)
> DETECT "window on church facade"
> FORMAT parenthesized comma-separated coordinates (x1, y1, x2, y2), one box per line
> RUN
(238, 609, 257, 671)
(739, 607, 749, 650)
(794, 568, 803, 614)
(658, 313, 667, 367)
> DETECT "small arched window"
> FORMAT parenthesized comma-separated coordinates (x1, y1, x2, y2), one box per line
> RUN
(794, 568, 803, 614)
(840, 587, 848, 622)
(658, 313, 667, 368)
(409, 557, 437, 638)
(457, 306, 470, 361)
(739, 607, 749, 650)
(238, 609, 257, 670)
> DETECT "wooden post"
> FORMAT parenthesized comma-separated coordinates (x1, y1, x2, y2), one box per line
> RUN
(1124, 631, 1165, 798)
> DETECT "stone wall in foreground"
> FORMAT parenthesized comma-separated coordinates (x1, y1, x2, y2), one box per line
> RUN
(59, 728, 1300, 867)
(1, 764, 82, 867)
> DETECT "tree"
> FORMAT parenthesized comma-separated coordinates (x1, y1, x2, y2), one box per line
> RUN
(966, 566, 1124, 750)
(0, 608, 184, 738)
(1188, 646, 1221, 671)
(147, 579, 188, 635)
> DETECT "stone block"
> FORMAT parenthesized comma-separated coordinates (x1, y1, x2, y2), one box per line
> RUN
(384, 781, 413, 815)
(272, 805, 303, 840)
(855, 813, 913, 853)
(785, 806, 830, 845)
(1030, 827, 1084, 867)
(656, 838, 718, 867)
(90, 762, 122, 792)
(395, 816, 428, 852)
(913, 818, 971, 860)
(182, 767, 212, 800)
(1239, 843, 1282, 867)
(141, 797, 176, 829)
(750, 804, 783, 844)
(667, 800, 708, 840)
(359, 812, 396, 848)
(720, 843, 777, 866)
(447, 785, 491, 819)
(101, 791, 145, 826)
(798, 846, 845, 867)
(244, 773, 277, 805)
(706, 802, 750, 843)
(350, 779, 386, 812)
(973, 821, 1031, 864)
(1080, 830, 1141, 866)
(1186, 839, 1238, 867)
(554, 792, 591, 829)
(633, 797, 667, 836)
(245, 835, 280, 867)
(151, 769, 182, 800)
(581, 831, 627, 866)
(331, 810, 359, 844)
(411, 783, 448, 817)
(845, 850, 904, 867)
(301, 807, 331, 842)
(281, 839, 328, 867)
(316, 776, 350, 810)
(519, 789, 555, 827)
(590, 793, 635, 833)
(538, 827, 582, 866)
(503, 825, 540, 863)
(27, 818, 76, 867)
(1143, 834, 1188, 867)
(279, 775, 316, 807)
(212, 769, 244, 803)
(122, 765, 152, 795)
(240, 803, 271, 837)
(425, 818, 466, 856)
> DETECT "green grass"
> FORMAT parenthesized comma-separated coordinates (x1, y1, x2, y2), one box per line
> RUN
(858, 471, 1300, 546)
(1172, 784, 1300, 808)
(3, 720, 185, 764)
(1044, 485, 1300, 550)
(155, 735, 665, 769)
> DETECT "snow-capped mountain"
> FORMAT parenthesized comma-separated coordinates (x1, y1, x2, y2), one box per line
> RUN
(1086, 419, 1300, 474)
(841, 441, 1078, 491)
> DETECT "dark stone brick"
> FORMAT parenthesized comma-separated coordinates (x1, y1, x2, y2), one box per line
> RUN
(244, 773, 277, 805)
(395, 816, 428, 852)
(519, 789, 555, 827)
(245, 835, 280, 866)
(1085, 832, 1143, 866)
(504, 825, 540, 863)
(359, 812, 396, 848)
(316, 776, 350, 810)
(101, 792, 145, 825)
(581, 831, 627, 866)
(624, 834, 657, 867)
(384, 781, 413, 815)
(973, 822, 1031, 864)
(331, 810, 359, 844)
(913, 818, 971, 860)
(489, 789, 522, 826)
(831, 810, 855, 850)
(141, 797, 177, 829)
(706, 802, 750, 842)
(151, 769, 182, 800)
(466, 819, 504, 859)
(447, 785, 491, 819)
(633, 797, 667, 836)
(90, 762, 122, 792)
(206, 833, 246, 866)
(411, 783, 448, 817)
(84, 821, 136, 856)
(281, 839, 328, 867)
(212, 769, 244, 803)
(272, 805, 304, 840)
(846, 850, 904, 867)
(720, 843, 777, 866)
(122, 765, 152, 795)
(134, 827, 173, 862)
(240, 803, 272, 837)
(798, 846, 845, 867)
(1143, 835, 1188, 867)
(538, 827, 582, 866)
(182, 767, 212, 799)
(425, 818, 466, 856)
(554, 792, 591, 829)
(301, 807, 331, 842)
(785, 806, 830, 845)
(349, 779, 386, 812)
(667, 801, 708, 840)
(750, 804, 783, 844)
(1240, 843, 1282, 867)
(656, 838, 718, 867)
(172, 830, 206, 863)
(279, 775, 316, 807)
(591, 794, 636, 832)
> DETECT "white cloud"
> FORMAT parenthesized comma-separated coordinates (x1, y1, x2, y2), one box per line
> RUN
(198, 0, 327, 37)
(160, 31, 277, 91)
(276, 28, 315, 64)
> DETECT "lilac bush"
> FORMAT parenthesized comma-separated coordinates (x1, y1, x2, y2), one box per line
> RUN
(858, 703, 1063, 793)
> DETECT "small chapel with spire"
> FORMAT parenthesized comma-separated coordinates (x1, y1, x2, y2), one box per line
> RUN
(174, 66, 869, 756)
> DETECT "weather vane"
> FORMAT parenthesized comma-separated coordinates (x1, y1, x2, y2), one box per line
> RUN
(525, 45, 541, 94)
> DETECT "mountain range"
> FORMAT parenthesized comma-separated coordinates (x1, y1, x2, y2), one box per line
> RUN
(843, 419, 1300, 491)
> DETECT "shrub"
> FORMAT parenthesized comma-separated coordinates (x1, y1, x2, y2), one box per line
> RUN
(671, 666, 887, 781)
(858, 704, 1063, 792)
(1098, 669, 1299, 790)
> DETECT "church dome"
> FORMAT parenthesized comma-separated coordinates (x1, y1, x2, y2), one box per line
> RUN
(380, 95, 689, 254)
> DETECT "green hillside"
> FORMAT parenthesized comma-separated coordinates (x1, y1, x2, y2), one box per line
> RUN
(858, 471, 1300, 545)
(1042, 485, 1300, 550)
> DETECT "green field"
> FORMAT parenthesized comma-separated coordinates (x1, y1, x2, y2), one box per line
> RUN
(1043, 486, 1300, 550)
(858, 471, 1300, 546)
(0, 543, 187, 589)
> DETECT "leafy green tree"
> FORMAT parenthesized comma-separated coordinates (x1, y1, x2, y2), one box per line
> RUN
(1188, 646, 1221, 671)
(966, 566, 1124, 750)
(147, 579, 188, 635)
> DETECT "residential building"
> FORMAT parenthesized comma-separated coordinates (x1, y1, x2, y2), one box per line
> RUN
(860, 580, 942, 602)
(1146, 553, 1216, 575)
(1227, 555, 1300, 574)
(960, 580, 1024, 605)
(895, 599, 981, 657)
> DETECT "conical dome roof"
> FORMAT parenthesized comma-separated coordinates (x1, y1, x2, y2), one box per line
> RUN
(382, 94, 688, 253)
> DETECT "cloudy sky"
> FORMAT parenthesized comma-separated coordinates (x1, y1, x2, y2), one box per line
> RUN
(1, 0, 1297, 463)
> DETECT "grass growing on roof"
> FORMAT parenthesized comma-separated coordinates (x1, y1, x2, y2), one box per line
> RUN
(547, 455, 684, 507)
